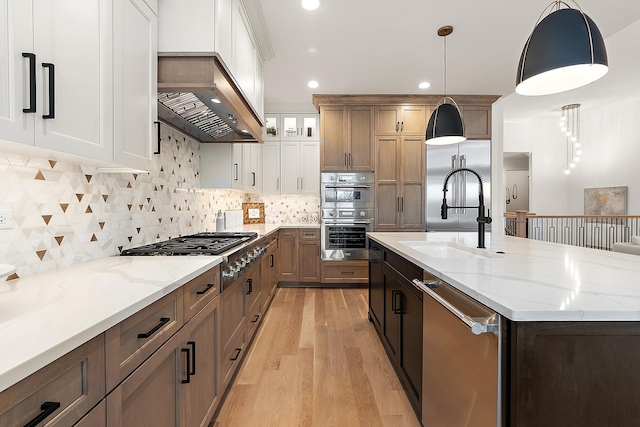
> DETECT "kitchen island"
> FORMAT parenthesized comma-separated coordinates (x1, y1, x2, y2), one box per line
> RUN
(368, 231, 640, 427)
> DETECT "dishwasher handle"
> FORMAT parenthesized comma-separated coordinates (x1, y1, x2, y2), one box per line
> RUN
(412, 279, 499, 336)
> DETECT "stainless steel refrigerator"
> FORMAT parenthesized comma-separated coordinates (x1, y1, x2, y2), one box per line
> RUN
(426, 140, 491, 231)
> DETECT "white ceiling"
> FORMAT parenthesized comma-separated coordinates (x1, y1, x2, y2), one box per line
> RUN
(258, 0, 640, 117)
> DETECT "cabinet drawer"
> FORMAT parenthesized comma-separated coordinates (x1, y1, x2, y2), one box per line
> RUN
(0, 335, 105, 427)
(298, 228, 320, 241)
(321, 260, 368, 283)
(105, 289, 183, 391)
(247, 298, 263, 341)
(221, 327, 246, 390)
(183, 265, 220, 321)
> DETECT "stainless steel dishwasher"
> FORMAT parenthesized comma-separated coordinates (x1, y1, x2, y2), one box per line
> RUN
(413, 272, 501, 427)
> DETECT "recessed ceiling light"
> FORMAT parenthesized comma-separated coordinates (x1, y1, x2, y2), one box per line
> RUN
(301, 0, 320, 10)
(307, 80, 320, 89)
(418, 82, 431, 89)
(211, 98, 221, 103)
(308, 47, 317, 54)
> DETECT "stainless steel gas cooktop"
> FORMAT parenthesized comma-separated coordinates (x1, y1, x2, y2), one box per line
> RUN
(120, 232, 258, 256)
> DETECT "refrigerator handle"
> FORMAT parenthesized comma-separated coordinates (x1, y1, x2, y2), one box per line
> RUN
(451, 155, 458, 214)
(461, 155, 467, 214)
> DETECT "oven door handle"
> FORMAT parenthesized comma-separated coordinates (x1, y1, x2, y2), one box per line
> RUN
(322, 185, 372, 189)
(323, 220, 372, 225)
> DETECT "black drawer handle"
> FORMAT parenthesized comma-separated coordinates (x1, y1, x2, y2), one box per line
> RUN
(230, 348, 241, 361)
(22, 53, 36, 113)
(196, 283, 215, 295)
(341, 271, 355, 275)
(251, 314, 259, 323)
(181, 348, 191, 384)
(187, 341, 196, 375)
(391, 290, 401, 314)
(246, 278, 252, 295)
(137, 317, 170, 338)
(154, 121, 161, 155)
(42, 63, 55, 119)
(24, 401, 60, 427)
(270, 254, 274, 268)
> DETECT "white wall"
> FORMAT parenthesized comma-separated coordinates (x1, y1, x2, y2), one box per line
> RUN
(567, 99, 640, 214)
(503, 118, 569, 215)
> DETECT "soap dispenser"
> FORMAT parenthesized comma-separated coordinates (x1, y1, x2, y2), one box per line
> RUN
(215, 210, 224, 231)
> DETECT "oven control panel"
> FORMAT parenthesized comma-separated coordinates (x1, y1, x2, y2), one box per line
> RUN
(321, 208, 374, 220)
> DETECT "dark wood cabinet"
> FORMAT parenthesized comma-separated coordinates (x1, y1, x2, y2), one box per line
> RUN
(277, 229, 298, 281)
(261, 233, 278, 311)
(368, 240, 384, 332)
(373, 243, 424, 419)
(298, 228, 320, 283)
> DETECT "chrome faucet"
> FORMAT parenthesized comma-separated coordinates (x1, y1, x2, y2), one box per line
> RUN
(441, 167, 492, 248)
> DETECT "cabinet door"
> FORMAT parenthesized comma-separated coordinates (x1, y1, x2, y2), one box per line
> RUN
(263, 114, 281, 141)
(399, 136, 426, 230)
(234, 4, 256, 105)
(399, 284, 423, 415)
(113, 0, 157, 170)
(348, 105, 374, 171)
(399, 105, 426, 135)
(299, 229, 320, 282)
(180, 297, 220, 427)
(107, 332, 182, 427)
(241, 143, 262, 192)
(280, 141, 300, 194)
(277, 229, 298, 281)
(375, 105, 401, 135)
(320, 105, 347, 171)
(262, 142, 281, 194)
(0, 0, 34, 145)
(33, 0, 113, 161)
(375, 136, 400, 230)
(460, 105, 491, 139)
(299, 141, 319, 194)
(75, 399, 106, 427)
(281, 114, 318, 140)
(382, 269, 401, 362)
(232, 143, 244, 190)
(368, 256, 384, 331)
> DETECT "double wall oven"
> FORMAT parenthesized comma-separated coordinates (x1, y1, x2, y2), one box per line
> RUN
(321, 172, 374, 261)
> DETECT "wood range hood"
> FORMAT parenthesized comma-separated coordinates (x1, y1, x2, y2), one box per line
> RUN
(157, 53, 264, 143)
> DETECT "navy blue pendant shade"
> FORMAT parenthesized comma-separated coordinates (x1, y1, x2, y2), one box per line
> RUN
(516, 7, 608, 96)
(425, 102, 466, 145)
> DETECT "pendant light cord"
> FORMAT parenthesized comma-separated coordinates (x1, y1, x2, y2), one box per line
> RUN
(443, 35, 447, 97)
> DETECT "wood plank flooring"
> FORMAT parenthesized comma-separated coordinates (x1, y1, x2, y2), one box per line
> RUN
(212, 287, 421, 427)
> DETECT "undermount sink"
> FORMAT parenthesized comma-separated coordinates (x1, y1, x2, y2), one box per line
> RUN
(398, 241, 503, 259)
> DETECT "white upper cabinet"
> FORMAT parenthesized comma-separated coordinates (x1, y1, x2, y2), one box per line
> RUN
(0, 0, 35, 145)
(0, 0, 114, 161)
(281, 114, 319, 140)
(113, 0, 157, 170)
(263, 114, 281, 141)
(157, 0, 265, 120)
(280, 140, 319, 195)
(262, 142, 280, 195)
(0, 0, 157, 169)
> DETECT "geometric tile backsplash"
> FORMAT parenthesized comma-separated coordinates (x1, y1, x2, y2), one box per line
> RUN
(0, 126, 319, 280)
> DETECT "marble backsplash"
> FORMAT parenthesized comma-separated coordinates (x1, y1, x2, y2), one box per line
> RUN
(0, 126, 319, 280)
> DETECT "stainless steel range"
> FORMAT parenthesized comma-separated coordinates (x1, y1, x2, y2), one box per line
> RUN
(121, 232, 265, 290)
(321, 172, 374, 260)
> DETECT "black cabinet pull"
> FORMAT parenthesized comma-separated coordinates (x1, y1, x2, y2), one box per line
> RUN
(251, 314, 259, 323)
(196, 283, 215, 295)
(401, 197, 404, 212)
(154, 121, 161, 154)
(395, 121, 399, 132)
(246, 278, 253, 295)
(251, 172, 256, 186)
(400, 121, 404, 131)
(344, 153, 348, 167)
(234, 163, 239, 181)
(392, 290, 402, 314)
(137, 317, 170, 338)
(24, 401, 60, 427)
(22, 53, 36, 113)
(230, 348, 241, 361)
(270, 254, 274, 268)
(187, 341, 196, 375)
(348, 153, 352, 167)
(42, 63, 54, 119)
(181, 348, 191, 384)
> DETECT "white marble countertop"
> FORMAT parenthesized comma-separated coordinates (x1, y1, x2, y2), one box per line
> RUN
(0, 255, 221, 393)
(368, 232, 640, 322)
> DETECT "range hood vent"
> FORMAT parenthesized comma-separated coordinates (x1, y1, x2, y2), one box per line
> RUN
(157, 53, 263, 143)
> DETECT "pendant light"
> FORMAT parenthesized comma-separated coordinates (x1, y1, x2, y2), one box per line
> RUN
(516, 1, 608, 96)
(426, 26, 466, 145)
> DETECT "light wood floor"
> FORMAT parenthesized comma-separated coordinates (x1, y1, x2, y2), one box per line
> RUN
(212, 287, 421, 427)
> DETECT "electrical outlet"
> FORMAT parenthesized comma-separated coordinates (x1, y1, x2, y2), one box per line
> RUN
(0, 209, 13, 229)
